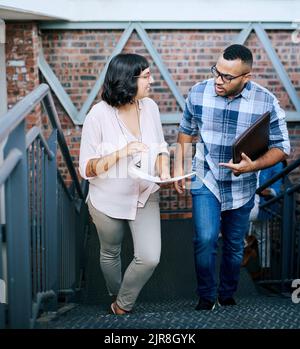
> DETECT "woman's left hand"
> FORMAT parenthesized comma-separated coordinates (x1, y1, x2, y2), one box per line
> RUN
(159, 171, 171, 188)
(160, 171, 171, 181)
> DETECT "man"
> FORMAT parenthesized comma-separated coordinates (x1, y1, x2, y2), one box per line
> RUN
(174, 44, 290, 310)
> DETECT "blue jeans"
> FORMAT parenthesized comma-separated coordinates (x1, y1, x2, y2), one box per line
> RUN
(191, 184, 254, 302)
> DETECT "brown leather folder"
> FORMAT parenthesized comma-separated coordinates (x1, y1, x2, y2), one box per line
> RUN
(232, 111, 270, 164)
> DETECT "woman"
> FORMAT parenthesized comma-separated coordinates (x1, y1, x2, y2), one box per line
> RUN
(79, 53, 170, 315)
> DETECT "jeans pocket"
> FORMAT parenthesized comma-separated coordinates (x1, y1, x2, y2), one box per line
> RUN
(190, 175, 205, 194)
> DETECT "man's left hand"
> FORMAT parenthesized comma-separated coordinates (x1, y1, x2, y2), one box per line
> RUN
(219, 152, 256, 176)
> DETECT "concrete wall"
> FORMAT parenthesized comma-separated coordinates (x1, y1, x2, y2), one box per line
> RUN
(1, 0, 300, 22)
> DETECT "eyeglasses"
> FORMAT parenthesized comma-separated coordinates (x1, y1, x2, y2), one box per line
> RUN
(134, 71, 152, 80)
(211, 65, 250, 83)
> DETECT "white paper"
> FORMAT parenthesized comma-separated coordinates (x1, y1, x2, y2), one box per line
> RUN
(129, 166, 196, 184)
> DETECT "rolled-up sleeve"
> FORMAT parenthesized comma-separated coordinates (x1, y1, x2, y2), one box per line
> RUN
(79, 107, 103, 180)
(268, 97, 290, 156)
(178, 93, 199, 136)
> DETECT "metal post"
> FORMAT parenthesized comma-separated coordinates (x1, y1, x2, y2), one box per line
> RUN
(0, 18, 7, 328)
(281, 178, 294, 290)
(0, 19, 6, 118)
(0, 223, 5, 328)
(44, 130, 58, 312)
(75, 197, 89, 298)
(4, 121, 32, 329)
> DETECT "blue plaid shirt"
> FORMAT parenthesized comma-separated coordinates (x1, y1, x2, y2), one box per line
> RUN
(179, 78, 290, 211)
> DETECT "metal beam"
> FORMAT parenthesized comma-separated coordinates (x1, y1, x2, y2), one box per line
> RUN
(0, 19, 7, 118)
(76, 22, 135, 123)
(233, 23, 253, 45)
(134, 23, 185, 111)
(161, 111, 300, 124)
(0, 148, 22, 186)
(253, 23, 300, 112)
(0, 19, 7, 284)
(39, 22, 130, 30)
(40, 21, 187, 124)
(261, 22, 298, 30)
(5, 121, 32, 329)
(37, 20, 300, 125)
(161, 113, 182, 124)
(38, 51, 79, 123)
(39, 21, 297, 31)
(286, 111, 300, 122)
(0, 84, 49, 143)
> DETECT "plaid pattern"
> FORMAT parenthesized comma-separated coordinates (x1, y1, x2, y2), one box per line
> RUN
(179, 78, 290, 211)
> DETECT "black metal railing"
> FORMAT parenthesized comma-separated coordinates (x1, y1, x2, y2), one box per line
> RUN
(256, 157, 300, 294)
(0, 84, 89, 329)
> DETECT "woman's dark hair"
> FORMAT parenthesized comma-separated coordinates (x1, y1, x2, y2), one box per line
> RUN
(101, 53, 149, 107)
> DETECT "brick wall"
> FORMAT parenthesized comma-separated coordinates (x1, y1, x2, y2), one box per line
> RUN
(5, 23, 300, 217)
(6, 22, 42, 129)
(41, 30, 300, 112)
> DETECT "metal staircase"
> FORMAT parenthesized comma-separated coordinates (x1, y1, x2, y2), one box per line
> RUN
(0, 84, 89, 329)
(0, 84, 299, 329)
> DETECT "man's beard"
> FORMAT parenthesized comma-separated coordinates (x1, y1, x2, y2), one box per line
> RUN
(223, 82, 246, 98)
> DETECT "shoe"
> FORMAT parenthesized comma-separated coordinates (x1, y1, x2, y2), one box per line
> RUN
(195, 298, 216, 310)
(218, 297, 237, 306)
(110, 302, 131, 315)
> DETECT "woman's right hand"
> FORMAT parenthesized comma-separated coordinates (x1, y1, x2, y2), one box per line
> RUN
(119, 141, 149, 159)
(174, 178, 186, 194)
(173, 166, 185, 194)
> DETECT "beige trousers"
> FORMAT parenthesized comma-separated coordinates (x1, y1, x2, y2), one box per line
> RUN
(87, 192, 161, 311)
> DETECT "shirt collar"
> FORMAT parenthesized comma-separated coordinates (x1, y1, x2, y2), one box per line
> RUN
(113, 99, 142, 115)
(240, 81, 251, 100)
(137, 99, 142, 110)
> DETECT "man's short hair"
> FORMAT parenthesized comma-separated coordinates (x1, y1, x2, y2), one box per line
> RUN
(223, 44, 253, 68)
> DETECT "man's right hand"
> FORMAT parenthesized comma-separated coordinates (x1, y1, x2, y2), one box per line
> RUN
(174, 178, 186, 194)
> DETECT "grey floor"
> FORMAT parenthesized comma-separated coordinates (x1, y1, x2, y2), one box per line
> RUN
(45, 294, 300, 330)
(42, 219, 300, 329)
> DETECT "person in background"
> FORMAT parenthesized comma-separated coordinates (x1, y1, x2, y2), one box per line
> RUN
(243, 161, 286, 275)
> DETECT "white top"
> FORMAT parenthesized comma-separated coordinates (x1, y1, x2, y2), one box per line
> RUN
(79, 98, 169, 220)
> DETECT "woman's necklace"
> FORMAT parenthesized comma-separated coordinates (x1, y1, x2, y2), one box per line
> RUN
(115, 102, 142, 167)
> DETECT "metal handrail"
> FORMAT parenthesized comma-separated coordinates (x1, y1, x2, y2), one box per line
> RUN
(255, 155, 300, 293)
(0, 85, 48, 143)
(0, 148, 22, 186)
(0, 84, 90, 329)
(259, 192, 284, 209)
(42, 92, 83, 199)
(25, 126, 55, 159)
(287, 182, 300, 195)
(257, 156, 300, 210)
(256, 157, 300, 194)
(0, 83, 83, 199)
